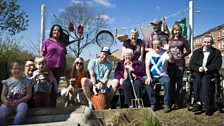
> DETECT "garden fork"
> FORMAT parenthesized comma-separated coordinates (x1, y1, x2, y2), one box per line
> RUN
(126, 68, 144, 108)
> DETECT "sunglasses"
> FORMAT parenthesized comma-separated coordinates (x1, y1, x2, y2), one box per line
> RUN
(76, 62, 83, 65)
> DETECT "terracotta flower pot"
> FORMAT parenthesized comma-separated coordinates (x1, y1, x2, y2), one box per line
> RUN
(90, 93, 107, 110)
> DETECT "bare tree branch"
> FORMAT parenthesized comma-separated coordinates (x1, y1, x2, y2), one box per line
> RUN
(53, 2, 108, 58)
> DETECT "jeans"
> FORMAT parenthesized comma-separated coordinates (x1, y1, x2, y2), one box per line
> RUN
(146, 75, 170, 106)
(0, 102, 28, 125)
(168, 64, 184, 105)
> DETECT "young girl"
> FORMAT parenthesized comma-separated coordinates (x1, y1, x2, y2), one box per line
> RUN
(168, 23, 191, 108)
(0, 60, 32, 125)
(32, 56, 57, 107)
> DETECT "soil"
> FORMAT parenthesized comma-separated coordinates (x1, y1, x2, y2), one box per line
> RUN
(58, 82, 224, 126)
(93, 107, 224, 126)
(154, 108, 224, 126)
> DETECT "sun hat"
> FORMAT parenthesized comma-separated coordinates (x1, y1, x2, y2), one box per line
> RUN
(101, 47, 111, 55)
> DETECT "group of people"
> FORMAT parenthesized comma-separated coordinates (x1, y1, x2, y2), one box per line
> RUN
(116, 18, 191, 113)
(0, 24, 67, 125)
(118, 19, 221, 116)
(0, 18, 222, 125)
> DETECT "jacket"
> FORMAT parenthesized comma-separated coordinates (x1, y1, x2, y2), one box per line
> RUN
(114, 59, 146, 83)
(189, 46, 222, 76)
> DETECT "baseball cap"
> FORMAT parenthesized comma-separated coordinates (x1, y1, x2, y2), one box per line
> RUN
(150, 18, 162, 25)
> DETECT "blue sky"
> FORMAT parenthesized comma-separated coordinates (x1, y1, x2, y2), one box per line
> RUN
(17, 0, 224, 59)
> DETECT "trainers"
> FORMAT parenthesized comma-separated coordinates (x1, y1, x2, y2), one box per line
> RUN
(164, 105, 171, 113)
(129, 105, 133, 108)
(88, 102, 93, 110)
(138, 105, 143, 108)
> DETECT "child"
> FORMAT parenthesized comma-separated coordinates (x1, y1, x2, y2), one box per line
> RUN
(32, 56, 57, 107)
(0, 60, 32, 125)
(93, 79, 109, 95)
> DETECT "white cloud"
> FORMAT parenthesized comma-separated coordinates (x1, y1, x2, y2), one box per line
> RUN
(71, 0, 83, 4)
(93, 0, 115, 8)
(99, 14, 114, 24)
(58, 9, 65, 13)
(70, 0, 95, 7)
(155, 6, 161, 10)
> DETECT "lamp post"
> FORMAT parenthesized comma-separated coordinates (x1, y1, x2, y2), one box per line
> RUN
(189, 0, 194, 52)
(40, 4, 46, 52)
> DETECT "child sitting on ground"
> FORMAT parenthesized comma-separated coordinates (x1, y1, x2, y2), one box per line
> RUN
(0, 60, 32, 125)
(32, 56, 57, 107)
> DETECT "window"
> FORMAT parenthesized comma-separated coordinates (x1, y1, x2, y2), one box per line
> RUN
(222, 30, 224, 36)
(219, 31, 221, 37)
(222, 40, 224, 48)
(211, 32, 215, 40)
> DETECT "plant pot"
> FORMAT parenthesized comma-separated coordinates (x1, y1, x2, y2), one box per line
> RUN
(90, 93, 107, 110)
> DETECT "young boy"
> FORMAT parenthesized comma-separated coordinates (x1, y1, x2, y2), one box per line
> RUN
(32, 56, 57, 107)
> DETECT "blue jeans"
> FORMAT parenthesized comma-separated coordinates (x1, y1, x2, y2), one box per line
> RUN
(0, 102, 28, 125)
(146, 76, 170, 106)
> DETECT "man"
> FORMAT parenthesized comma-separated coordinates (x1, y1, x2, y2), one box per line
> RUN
(81, 47, 119, 109)
(144, 18, 169, 53)
(145, 38, 174, 113)
(189, 35, 222, 115)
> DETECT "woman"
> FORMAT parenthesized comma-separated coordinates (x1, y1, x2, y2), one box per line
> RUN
(66, 57, 88, 89)
(41, 24, 67, 107)
(115, 49, 145, 108)
(168, 23, 191, 109)
(62, 57, 88, 106)
(122, 28, 144, 62)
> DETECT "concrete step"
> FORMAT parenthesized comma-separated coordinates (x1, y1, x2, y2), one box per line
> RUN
(8, 105, 103, 126)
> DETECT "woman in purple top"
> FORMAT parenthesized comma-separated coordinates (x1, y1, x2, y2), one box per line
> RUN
(115, 49, 145, 108)
(168, 23, 191, 109)
(41, 24, 67, 107)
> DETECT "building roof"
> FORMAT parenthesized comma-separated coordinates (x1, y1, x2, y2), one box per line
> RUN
(107, 49, 122, 61)
(111, 49, 122, 59)
(194, 24, 224, 38)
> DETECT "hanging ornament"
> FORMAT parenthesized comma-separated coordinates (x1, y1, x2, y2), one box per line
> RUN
(115, 29, 118, 37)
(77, 23, 84, 36)
(69, 21, 74, 32)
(86, 34, 89, 40)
